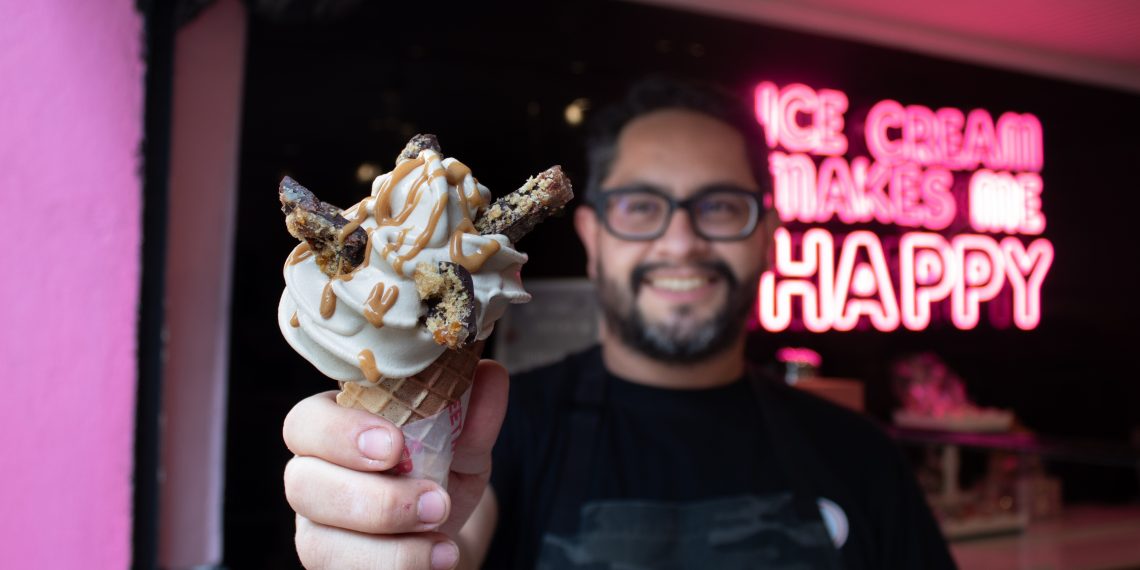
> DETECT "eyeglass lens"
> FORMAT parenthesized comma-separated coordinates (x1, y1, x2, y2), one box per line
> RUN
(603, 190, 757, 239)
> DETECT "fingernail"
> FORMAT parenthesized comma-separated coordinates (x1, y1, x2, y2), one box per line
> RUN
(431, 541, 459, 570)
(357, 428, 393, 461)
(418, 490, 447, 524)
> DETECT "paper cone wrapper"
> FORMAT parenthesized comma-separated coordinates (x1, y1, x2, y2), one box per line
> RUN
(335, 341, 483, 487)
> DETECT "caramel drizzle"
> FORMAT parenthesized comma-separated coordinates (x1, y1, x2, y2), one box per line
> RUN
(445, 162, 497, 272)
(287, 242, 313, 265)
(390, 169, 431, 225)
(466, 180, 486, 209)
(381, 228, 410, 259)
(392, 192, 449, 276)
(373, 157, 451, 240)
(359, 229, 375, 269)
(289, 311, 299, 328)
(337, 200, 370, 247)
(320, 281, 337, 319)
(454, 175, 475, 221)
(446, 161, 487, 220)
(404, 163, 446, 214)
(367, 154, 496, 276)
(372, 158, 425, 225)
(454, 218, 476, 234)
(445, 160, 470, 186)
(363, 283, 399, 327)
(449, 228, 499, 272)
(357, 349, 381, 383)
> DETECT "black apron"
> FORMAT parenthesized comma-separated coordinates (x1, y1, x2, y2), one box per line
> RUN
(529, 355, 846, 569)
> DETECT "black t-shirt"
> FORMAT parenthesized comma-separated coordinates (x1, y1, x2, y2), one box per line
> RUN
(486, 347, 956, 569)
(589, 367, 784, 501)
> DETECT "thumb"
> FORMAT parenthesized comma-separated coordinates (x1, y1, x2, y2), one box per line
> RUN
(449, 359, 509, 476)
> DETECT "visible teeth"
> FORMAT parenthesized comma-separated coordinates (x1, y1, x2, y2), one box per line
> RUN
(650, 277, 706, 292)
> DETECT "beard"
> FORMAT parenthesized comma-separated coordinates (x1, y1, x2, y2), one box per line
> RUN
(597, 259, 760, 363)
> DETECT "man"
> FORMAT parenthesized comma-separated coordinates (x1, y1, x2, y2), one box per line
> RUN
(282, 79, 957, 569)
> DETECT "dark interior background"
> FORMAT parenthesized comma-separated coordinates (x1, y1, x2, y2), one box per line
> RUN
(225, 1, 1140, 566)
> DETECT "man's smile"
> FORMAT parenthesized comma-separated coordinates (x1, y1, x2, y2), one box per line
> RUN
(649, 275, 711, 292)
(632, 262, 737, 307)
(641, 271, 722, 303)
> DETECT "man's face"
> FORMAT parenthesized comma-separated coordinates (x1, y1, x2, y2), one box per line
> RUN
(576, 109, 774, 362)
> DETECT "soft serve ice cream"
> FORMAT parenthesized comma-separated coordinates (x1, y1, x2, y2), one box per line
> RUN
(277, 135, 571, 484)
(278, 142, 531, 384)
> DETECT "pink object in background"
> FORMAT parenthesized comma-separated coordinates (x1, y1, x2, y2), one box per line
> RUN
(776, 347, 823, 369)
(0, 1, 144, 568)
(892, 352, 970, 417)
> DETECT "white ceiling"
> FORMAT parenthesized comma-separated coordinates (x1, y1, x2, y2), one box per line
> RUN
(630, 0, 1140, 93)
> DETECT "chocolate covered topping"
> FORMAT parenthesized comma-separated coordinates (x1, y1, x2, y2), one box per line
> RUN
(279, 176, 368, 276)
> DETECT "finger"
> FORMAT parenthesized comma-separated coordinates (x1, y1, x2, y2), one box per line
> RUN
(284, 390, 406, 471)
(296, 515, 459, 570)
(285, 456, 451, 534)
(450, 360, 509, 476)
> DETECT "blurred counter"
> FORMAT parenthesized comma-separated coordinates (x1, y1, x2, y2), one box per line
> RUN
(951, 504, 1140, 570)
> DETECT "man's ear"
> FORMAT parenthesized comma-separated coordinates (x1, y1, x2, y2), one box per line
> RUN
(574, 205, 599, 280)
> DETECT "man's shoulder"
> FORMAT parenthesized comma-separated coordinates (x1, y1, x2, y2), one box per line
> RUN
(511, 344, 602, 385)
(761, 375, 898, 461)
(507, 344, 602, 407)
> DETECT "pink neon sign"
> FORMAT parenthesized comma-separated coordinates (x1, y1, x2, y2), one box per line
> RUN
(754, 82, 1053, 332)
(755, 82, 849, 156)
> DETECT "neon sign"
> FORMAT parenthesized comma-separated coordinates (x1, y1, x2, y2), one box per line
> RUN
(754, 81, 1054, 332)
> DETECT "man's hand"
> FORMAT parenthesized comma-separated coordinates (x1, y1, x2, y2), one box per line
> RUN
(282, 360, 509, 569)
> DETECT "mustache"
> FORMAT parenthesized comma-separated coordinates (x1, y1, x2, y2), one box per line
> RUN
(630, 260, 738, 294)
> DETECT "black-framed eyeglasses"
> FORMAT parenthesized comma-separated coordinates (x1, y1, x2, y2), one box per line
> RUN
(588, 184, 764, 241)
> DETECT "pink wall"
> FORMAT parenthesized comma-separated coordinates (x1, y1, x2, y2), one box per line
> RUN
(160, 0, 247, 566)
(0, 2, 144, 568)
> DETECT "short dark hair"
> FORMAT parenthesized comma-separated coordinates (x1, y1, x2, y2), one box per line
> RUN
(583, 76, 770, 200)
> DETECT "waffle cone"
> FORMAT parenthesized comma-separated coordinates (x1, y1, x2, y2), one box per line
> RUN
(336, 341, 484, 427)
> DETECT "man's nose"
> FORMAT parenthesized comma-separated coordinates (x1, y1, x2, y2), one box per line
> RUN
(651, 209, 709, 259)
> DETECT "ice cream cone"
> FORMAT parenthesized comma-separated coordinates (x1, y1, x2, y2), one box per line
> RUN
(278, 135, 572, 486)
(335, 340, 484, 427)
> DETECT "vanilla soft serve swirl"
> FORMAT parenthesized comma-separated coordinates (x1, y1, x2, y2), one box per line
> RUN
(278, 148, 530, 382)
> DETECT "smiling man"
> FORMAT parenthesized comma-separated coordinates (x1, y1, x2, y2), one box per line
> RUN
(281, 78, 957, 570)
(585, 105, 770, 379)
